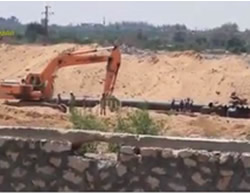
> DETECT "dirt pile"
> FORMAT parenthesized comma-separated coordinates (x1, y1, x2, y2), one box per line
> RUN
(0, 102, 71, 128)
(1, 43, 250, 104)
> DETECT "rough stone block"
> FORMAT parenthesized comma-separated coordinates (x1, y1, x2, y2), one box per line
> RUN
(22, 160, 32, 167)
(59, 185, 73, 191)
(175, 173, 182, 179)
(170, 162, 177, 167)
(141, 147, 159, 157)
(0, 137, 8, 147)
(116, 164, 127, 177)
(120, 146, 134, 155)
(241, 153, 250, 168)
(119, 152, 138, 162)
(161, 149, 174, 159)
(200, 166, 211, 174)
(50, 180, 56, 187)
(6, 151, 19, 162)
(68, 156, 89, 172)
(41, 140, 71, 153)
(178, 149, 194, 158)
(32, 179, 46, 188)
(239, 180, 250, 190)
(197, 151, 211, 162)
(86, 172, 94, 182)
(168, 182, 187, 191)
(100, 171, 109, 180)
(146, 176, 159, 189)
(219, 153, 231, 164)
(63, 170, 82, 185)
(191, 172, 208, 186)
(0, 160, 10, 169)
(217, 176, 231, 191)
(12, 167, 27, 178)
(151, 167, 166, 175)
(28, 154, 37, 160)
(49, 157, 62, 168)
(220, 170, 233, 176)
(11, 182, 26, 191)
(16, 139, 25, 149)
(28, 140, 37, 149)
(36, 165, 55, 175)
(184, 158, 197, 167)
(102, 183, 112, 190)
(209, 155, 219, 163)
(232, 152, 240, 163)
(130, 176, 139, 183)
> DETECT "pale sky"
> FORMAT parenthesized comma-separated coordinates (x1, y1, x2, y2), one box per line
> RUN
(1, 1, 250, 30)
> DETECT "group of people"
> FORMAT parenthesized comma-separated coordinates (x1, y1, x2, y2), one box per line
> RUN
(56, 92, 120, 115)
(170, 97, 194, 112)
(56, 92, 75, 112)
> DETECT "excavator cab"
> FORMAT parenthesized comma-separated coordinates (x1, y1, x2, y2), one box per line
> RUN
(25, 74, 45, 91)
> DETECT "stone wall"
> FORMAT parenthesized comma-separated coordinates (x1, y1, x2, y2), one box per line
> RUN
(1, 135, 250, 191)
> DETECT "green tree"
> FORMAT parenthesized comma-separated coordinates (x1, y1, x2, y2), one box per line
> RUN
(227, 36, 246, 54)
(25, 23, 46, 42)
(173, 31, 186, 43)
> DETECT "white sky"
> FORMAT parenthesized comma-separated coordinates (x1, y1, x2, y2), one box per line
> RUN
(0, 1, 250, 30)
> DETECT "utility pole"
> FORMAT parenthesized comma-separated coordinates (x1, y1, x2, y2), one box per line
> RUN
(41, 5, 54, 41)
(103, 17, 106, 26)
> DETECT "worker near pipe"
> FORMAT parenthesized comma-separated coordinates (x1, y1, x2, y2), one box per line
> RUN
(69, 92, 76, 112)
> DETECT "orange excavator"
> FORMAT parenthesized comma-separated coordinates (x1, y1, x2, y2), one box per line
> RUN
(0, 45, 121, 112)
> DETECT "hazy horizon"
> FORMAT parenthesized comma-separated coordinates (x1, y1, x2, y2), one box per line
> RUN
(1, 1, 250, 30)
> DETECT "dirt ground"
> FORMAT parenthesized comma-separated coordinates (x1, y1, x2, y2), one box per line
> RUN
(1, 43, 250, 140)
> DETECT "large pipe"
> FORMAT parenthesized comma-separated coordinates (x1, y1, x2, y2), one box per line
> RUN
(49, 96, 250, 119)
(50, 97, 204, 111)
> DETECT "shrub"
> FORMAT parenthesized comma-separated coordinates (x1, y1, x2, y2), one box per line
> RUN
(70, 107, 161, 154)
(113, 109, 160, 136)
(70, 108, 106, 131)
(114, 114, 132, 133)
(128, 109, 159, 135)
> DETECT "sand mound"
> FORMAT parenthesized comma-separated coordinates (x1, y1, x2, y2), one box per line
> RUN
(54, 47, 250, 104)
(1, 43, 250, 104)
(0, 102, 71, 128)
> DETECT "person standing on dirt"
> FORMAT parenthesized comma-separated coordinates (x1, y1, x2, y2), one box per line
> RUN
(56, 93, 62, 104)
(21, 79, 25, 85)
(69, 92, 76, 112)
(100, 94, 107, 115)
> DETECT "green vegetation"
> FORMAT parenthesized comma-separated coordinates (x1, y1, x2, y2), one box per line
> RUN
(70, 108, 107, 131)
(25, 23, 46, 42)
(114, 110, 159, 135)
(70, 107, 160, 135)
(1, 16, 250, 53)
(69, 108, 108, 154)
(69, 107, 161, 153)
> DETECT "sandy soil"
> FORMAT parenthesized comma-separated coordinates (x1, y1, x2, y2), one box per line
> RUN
(1, 43, 250, 140)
